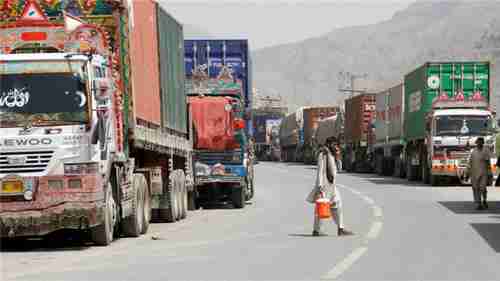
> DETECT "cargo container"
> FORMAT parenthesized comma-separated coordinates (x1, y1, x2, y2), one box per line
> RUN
(343, 94, 376, 172)
(301, 106, 339, 164)
(373, 84, 405, 177)
(0, 0, 193, 245)
(252, 109, 285, 161)
(185, 39, 254, 208)
(279, 112, 299, 162)
(403, 62, 497, 185)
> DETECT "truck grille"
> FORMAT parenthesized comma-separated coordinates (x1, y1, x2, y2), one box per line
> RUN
(0, 151, 53, 174)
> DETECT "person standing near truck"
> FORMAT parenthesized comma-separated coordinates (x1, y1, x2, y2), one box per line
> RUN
(307, 137, 354, 236)
(469, 137, 492, 210)
(495, 132, 500, 186)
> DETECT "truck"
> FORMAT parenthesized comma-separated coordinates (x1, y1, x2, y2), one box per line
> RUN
(184, 39, 254, 208)
(0, 0, 193, 245)
(343, 94, 376, 172)
(279, 107, 339, 164)
(403, 62, 497, 185)
(252, 109, 284, 161)
(279, 112, 298, 162)
(373, 84, 406, 177)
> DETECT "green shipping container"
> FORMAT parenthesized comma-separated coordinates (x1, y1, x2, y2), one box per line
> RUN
(404, 62, 490, 141)
(157, 5, 188, 133)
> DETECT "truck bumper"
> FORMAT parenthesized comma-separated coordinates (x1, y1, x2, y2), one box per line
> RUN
(196, 175, 244, 186)
(0, 201, 105, 238)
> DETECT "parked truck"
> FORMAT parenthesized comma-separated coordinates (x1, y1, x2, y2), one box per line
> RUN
(343, 94, 376, 172)
(373, 84, 406, 177)
(279, 112, 299, 162)
(0, 0, 193, 245)
(403, 62, 497, 185)
(253, 109, 284, 161)
(184, 39, 254, 208)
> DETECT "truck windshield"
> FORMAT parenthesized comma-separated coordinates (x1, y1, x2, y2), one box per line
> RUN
(435, 115, 493, 136)
(0, 61, 89, 128)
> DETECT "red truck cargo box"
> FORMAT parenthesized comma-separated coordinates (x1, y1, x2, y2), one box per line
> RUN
(189, 96, 240, 151)
(344, 94, 376, 144)
(129, 0, 162, 125)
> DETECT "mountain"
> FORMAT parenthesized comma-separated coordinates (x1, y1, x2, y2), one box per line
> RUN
(253, 1, 500, 111)
(183, 24, 213, 38)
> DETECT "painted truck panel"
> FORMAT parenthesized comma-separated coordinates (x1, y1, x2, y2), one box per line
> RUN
(184, 39, 252, 136)
(344, 94, 376, 144)
(157, 5, 187, 133)
(253, 111, 285, 144)
(404, 62, 490, 141)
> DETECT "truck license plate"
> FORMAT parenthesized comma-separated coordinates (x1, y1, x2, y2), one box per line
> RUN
(1, 181, 23, 193)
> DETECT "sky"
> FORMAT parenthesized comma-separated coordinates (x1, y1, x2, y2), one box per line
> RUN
(161, 0, 416, 50)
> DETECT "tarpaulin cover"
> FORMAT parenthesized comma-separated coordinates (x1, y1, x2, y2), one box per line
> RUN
(189, 96, 240, 151)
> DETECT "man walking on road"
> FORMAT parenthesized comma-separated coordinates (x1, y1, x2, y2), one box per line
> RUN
(469, 137, 492, 210)
(307, 137, 354, 236)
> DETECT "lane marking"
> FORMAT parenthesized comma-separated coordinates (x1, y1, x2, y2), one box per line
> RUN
(319, 183, 384, 280)
(321, 247, 368, 280)
(365, 221, 383, 240)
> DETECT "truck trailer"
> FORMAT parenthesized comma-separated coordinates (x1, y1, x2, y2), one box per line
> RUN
(403, 62, 497, 185)
(0, 0, 193, 245)
(343, 94, 376, 172)
(373, 84, 406, 177)
(184, 39, 254, 208)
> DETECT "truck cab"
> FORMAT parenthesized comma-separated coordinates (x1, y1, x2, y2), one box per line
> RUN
(0, 52, 117, 239)
(427, 108, 496, 184)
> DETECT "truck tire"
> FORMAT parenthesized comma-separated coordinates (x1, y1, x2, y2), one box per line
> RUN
(177, 170, 187, 220)
(407, 161, 417, 181)
(187, 190, 198, 210)
(140, 175, 151, 234)
(431, 175, 440, 186)
(122, 174, 145, 237)
(422, 160, 430, 184)
(160, 171, 179, 222)
(232, 184, 245, 209)
(91, 184, 116, 246)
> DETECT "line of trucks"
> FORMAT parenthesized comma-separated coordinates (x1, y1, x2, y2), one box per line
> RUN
(0, 0, 254, 245)
(280, 61, 497, 186)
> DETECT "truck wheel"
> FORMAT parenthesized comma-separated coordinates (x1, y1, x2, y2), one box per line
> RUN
(407, 161, 416, 181)
(232, 185, 246, 209)
(177, 170, 187, 220)
(140, 175, 151, 234)
(122, 174, 145, 237)
(187, 190, 198, 210)
(431, 175, 440, 186)
(91, 184, 116, 246)
(422, 161, 430, 184)
(161, 171, 179, 222)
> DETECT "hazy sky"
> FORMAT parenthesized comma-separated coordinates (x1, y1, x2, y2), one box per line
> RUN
(161, 0, 415, 50)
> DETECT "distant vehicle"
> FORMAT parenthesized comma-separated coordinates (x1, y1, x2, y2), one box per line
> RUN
(343, 94, 376, 172)
(279, 106, 339, 164)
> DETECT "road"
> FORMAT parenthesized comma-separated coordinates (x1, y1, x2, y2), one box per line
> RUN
(2, 162, 500, 281)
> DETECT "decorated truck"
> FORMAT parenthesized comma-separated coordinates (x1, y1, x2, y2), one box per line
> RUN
(0, 0, 193, 245)
(343, 94, 376, 172)
(252, 109, 284, 161)
(184, 39, 254, 208)
(403, 62, 497, 185)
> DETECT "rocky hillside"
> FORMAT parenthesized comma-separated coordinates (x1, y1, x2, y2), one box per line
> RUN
(253, 1, 500, 111)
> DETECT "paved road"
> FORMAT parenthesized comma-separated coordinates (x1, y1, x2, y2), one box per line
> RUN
(2, 162, 500, 281)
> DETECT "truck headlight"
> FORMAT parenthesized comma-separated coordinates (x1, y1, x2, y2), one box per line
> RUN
(64, 162, 99, 175)
(195, 162, 211, 176)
